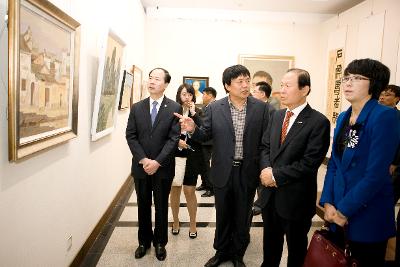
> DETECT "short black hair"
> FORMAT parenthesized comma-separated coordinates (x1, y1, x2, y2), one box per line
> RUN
(203, 87, 217, 98)
(344, 58, 390, 99)
(382, 84, 400, 98)
(176, 83, 196, 105)
(287, 68, 311, 95)
(222, 64, 250, 93)
(149, 67, 171, 84)
(255, 81, 272, 98)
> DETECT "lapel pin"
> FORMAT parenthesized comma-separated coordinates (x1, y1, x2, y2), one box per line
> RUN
(164, 105, 167, 107)
(297, 121, 303, 124)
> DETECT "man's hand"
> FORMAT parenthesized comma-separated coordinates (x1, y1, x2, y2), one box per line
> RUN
(178, 139, 188, 149)
(143, 159, 160, 175)
(260, 168, 275, 187)
(174, 113, 195, 133)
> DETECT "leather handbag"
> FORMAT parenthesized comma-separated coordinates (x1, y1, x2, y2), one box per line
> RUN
(303, 225, 358, 267)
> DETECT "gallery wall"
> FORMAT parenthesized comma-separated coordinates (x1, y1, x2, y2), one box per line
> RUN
(144, 9, 329, 112)
(320, 0, 400, 111)
(0, 0, 145, 266)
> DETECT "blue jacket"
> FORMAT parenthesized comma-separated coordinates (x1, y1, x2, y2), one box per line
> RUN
(320, 99, 399, 242)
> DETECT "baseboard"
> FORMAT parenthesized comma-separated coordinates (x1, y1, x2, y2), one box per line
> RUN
(69, 175, 132, 267)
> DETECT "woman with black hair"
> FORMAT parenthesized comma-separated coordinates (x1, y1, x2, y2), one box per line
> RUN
(320, 58, 400, 266)
(169, 83, 203, 239)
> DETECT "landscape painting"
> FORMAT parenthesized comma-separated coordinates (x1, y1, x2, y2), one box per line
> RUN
(91, 30, 125, 141)
(8, 0, 80, 161)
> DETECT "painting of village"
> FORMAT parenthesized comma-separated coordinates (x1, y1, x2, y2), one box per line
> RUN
(92, 31, 124, 140)
(19, 4, 73, 145)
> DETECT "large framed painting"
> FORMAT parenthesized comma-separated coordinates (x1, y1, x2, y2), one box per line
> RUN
(182, 76, 209, 104)
(8, 0, 80, 161)
(238, 54, 295, 92)
(91, 30, 125, 141)
(131, 65, 142, 104)
(118, 70, 133, 110)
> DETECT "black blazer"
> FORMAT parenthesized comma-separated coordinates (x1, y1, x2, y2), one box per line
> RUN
(126, 96, 181, 180)
(192, 96, 272, 190)
(260, 104, 330, 220)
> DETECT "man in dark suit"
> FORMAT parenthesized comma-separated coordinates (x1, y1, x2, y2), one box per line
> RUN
(259, 68, 330, 267)
(198, 87, 217, 197)
(176, 65, 272, 267)
(126, 68, 181, 261)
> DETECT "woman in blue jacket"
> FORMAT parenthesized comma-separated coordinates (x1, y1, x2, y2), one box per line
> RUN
(320, 58, 399, 267)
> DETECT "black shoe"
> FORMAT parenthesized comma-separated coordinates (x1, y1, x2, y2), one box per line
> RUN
(204, 254, 229, 267)
(252, 205, 262, 216)
(196, 185, 207, 191)
(155, 244, 167, 261)
(134, 244, 149, 259)
(232, 258, 246, 267)
(201, 190, 214, 197)
(189, 231, 197, 239)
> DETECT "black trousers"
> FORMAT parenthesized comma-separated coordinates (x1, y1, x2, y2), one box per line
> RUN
(200, 145, 213, 190)
(213, 165, 255, 258)
(134, 175, 172, 247)
(261, 198, 311, 267)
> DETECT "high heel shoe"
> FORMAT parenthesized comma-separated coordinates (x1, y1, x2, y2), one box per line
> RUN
(171, 222, 180, 235)
(189, 231, 197, 239)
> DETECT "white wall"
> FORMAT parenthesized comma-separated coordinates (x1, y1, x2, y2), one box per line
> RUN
(0, 0, 145, 266)
(320, 0, 400, 111)
(144, 9, 328, 112)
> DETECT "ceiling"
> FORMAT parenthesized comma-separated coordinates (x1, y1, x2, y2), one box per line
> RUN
(140, 0, 365, 14)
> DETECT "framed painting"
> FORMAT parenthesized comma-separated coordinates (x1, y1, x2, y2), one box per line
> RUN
(182, 76, 209, 104)
(8, 0, 80, 161)
(131, 65, 142, 104)
(140, 79, 148, 100)
(238, 54, 295, 92)
(118, 70, 133, 110)
(91, 30, 125, 141)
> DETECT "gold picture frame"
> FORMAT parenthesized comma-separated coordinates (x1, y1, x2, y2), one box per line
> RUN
(8, 0, 80, 161)
(131, 65, 142, 104)
(238, 54, 295, 92)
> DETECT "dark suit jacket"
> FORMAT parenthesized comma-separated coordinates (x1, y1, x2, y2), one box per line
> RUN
(260, 104, 330, 221)
(126, 96, 181, 180)
(192, 96, 272, 190)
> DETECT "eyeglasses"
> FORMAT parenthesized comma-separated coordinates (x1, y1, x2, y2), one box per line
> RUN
(341, 75, 370, 83)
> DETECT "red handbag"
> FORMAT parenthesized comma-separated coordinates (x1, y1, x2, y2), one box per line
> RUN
(303, 226, 358, 267)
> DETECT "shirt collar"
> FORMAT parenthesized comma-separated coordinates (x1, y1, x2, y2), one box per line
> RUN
(286, 101, 307, 117)
(228, 96, 247, 110)
(150, 95, 164, 106)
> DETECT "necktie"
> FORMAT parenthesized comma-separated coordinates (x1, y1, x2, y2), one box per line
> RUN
(280, 111, 294, 144)
(151, 101, 158, 126)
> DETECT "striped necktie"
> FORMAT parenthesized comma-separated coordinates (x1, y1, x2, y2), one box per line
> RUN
(280, 111, 294, 144)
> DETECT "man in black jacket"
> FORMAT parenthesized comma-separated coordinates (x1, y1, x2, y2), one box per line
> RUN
(126, 68, 181, 261)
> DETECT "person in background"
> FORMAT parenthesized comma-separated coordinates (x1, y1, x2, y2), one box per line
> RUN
(252, 81, 275, 109)
(378, 84, 400, 266)
(320, 59, 399, 267)
(252, 70, 280, 110)
(197, 87, 217, 197)
(259, 68, 330, 267)
(170, 83, 202, 239)
(126, 68, 181, 261)
(176, 65, 272, 267)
